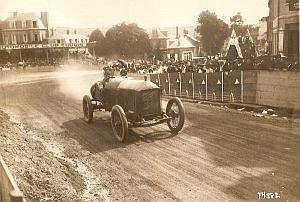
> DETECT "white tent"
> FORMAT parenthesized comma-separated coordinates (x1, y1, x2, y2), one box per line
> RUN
(226, 29, 243, 58)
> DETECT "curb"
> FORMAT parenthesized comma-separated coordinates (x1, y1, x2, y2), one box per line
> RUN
(0, 156, 26, 202)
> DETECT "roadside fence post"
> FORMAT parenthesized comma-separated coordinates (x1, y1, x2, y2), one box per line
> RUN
(179, 72, 182, 97)
(168, 73, 171, 96)
(221, 71, 224, 102)
(205, 73, 208, 100)
(192, 72, 195, 99)
(241, 71, 244, 103)
(157, 74, 161, 87)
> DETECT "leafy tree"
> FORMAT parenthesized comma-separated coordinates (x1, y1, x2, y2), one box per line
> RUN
(230, 12, 244, 26)
(153, 47, 162, 61)
(105, 22, 151, 59)
(89, 29, 106, 57)
(230, 12, 247, 37)
(196, 10, 230, 55)
(89, 29, 104, 42)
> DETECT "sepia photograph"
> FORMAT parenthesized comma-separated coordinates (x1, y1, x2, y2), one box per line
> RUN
(0, 0, 299, 201)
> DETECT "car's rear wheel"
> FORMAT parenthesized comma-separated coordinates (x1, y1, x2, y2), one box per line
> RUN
(166, 97, 185, 134)
(83, 95, 93, 123)
(111, 105, 128, 142)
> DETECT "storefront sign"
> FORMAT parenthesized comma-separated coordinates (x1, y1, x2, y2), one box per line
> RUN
(0, 43, 94, 50)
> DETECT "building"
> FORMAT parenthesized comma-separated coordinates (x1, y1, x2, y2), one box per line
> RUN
(257, 16, 269, 54)
(268, 0, 299, 58)
(0, 12, 93, 63)
(258, 17, 268, 41)
(150, 29, 169, 51)
(47, 30, 89, 55)
(0, 12, 52, 45)
(150, 27, 201, 61)
(48, 30, 89, 44)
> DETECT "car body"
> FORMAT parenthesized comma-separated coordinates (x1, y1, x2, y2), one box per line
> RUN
(83, 75, 185, 142)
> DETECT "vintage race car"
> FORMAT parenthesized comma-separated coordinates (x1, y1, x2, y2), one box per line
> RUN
(82, 75, 185, 142)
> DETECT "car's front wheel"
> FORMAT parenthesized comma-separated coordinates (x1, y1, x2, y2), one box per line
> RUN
(166, 97, 185, 134)
(111, 105, 128, 142)
(83, 95, 93, 123)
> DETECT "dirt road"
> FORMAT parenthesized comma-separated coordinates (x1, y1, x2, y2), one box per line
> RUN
(0, 70, 299, 202)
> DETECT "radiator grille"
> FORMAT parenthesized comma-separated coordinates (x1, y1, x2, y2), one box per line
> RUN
(142, 90, 160, 116)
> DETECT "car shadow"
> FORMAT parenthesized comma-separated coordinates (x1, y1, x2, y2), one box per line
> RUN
(59, 116, 175, 154)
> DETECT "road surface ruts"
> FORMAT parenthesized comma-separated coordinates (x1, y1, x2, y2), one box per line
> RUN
(0, 71, 299, 202)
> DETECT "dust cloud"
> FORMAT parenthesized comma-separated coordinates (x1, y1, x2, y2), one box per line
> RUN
(56, 64, 103, 101)
(0, 64, 103, 100)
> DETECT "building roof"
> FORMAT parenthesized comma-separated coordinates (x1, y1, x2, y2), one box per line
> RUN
(4, 12, 46, 29)
(5, 12, 39, 21)
(168, 34, 196, 49)
(184, 34, 200, 43)
(49, 33, 88, 40)
(151, 29, 169, 39)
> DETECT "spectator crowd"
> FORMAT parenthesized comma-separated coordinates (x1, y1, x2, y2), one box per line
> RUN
(106, 55, 299, 75)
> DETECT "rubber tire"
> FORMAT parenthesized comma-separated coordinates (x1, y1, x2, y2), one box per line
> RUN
(83, 95, 93, 123)
(166, 97, 185, 134)
(111, 105, 128, 142)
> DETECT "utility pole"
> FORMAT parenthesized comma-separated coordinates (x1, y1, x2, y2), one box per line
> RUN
(277, 0, 280, 55)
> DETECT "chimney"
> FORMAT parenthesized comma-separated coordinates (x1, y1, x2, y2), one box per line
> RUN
(152, 29, 157, 38)
(13, 12, 18, 17)
(176, 26, 179, 39)
(66, 29, 70, 35)
(40, 12, 49, 28)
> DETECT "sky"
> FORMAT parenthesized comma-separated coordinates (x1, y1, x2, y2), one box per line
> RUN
(0, 0, 269, 28)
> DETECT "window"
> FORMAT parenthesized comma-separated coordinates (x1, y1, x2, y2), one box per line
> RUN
(4, 35, 9, 45)
(26, 20, 31, 28)
(23, 34, 27, 43)
(69, 39, 72, 43)
(75, 39, 78, 43)
(182, 51, 192, 61)
(34, 34, 38, 42)
(22, 21, 26, 28)
(33, 21, 37, 28)
(287, 0, 299, 11)
(11, 34, 17, 44)
(81, 39, 84, 43)
(57, 40, 61, 43)
(10, 21, 16, 29)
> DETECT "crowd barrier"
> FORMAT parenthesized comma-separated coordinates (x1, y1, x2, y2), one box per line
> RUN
(0, 156, 25, 202)
(150, 71, 243, 103)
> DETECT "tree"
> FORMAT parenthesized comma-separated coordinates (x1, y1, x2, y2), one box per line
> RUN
(196, 10, 230, 55)
(230, 12, 247, 37)
(154, 47, 162, 61)
(230, 12, 244, 26)
(105, 22, 151, 59)
(89, 29, 104, 42)
(89, 29, 106, 57)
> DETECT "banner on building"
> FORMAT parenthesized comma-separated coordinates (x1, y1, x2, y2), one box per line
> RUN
(0, 43, 94, 50)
